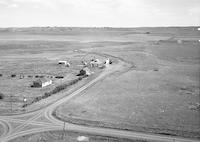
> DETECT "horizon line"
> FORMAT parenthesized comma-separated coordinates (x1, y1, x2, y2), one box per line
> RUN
(0, 25, 199, 29)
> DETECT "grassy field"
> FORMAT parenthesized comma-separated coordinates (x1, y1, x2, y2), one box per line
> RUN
(52, 27, 200, 138)
(0, 36, 107, 114)
(0, 27, 199, 139)
(0, 124, 3, 136)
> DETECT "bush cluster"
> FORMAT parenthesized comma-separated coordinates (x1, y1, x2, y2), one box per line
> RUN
(55, 76, 64, 79)
(11, 74, 16, 77)
(22, 75, 87, 108)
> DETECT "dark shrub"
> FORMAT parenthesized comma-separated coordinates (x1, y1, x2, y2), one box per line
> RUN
(11, 74, 16, 78)
(22, 104, 28, 108)
(55, 76, 64, 79)
(44, 92, 51, 97)
(0, 92, 4, 99)
(154, 68, 159, 71)
(35, 75, 39, 78)
(0, 74, 2, 77)
(78, 77, 83, 80)
(28, 75, 33, 78)
(34, 96, 42, 102)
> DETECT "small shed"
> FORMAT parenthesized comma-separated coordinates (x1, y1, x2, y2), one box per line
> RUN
(58, 61, 70, 67)
(32, 78, 52, 88)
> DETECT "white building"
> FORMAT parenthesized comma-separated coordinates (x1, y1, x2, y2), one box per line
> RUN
(58, 61, 70, 67)
(105, 58, 110, 65)
(90, 59, 102, 67)
(32, 78, 52, 88)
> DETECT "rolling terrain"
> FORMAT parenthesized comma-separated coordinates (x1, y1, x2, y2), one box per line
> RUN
(0, 27, 199, 141)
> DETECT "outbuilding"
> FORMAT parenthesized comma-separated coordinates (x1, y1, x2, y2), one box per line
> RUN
(32, 78, 52, 88)
(58, 61, 70, 67)
(104, 58, 112, 65)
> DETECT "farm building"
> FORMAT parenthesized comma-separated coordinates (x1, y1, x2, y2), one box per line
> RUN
(90, 59, 102, 67)
(32, 78, 52, 88)
(104, 58, 112, 65)
(78, 67, 92, 76)
(58, 61, 70, 67)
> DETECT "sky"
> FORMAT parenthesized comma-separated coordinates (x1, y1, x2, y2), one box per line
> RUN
(0, 0, 200, 27)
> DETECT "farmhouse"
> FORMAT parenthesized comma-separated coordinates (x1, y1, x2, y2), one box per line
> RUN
(32, 78, 52, 88)
(90, 59, 102, 67)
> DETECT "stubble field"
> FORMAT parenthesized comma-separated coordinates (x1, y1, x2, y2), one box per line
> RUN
(0, 27, 199, 140)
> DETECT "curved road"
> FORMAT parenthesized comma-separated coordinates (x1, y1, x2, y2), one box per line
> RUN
(0, 55, 199, 142)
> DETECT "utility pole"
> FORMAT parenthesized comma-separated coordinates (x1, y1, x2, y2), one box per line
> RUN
(62, 122, 66, 139)
(23, 97, 27, 112)
(137, 71, 140, 93)
(10, 94, 13, 112)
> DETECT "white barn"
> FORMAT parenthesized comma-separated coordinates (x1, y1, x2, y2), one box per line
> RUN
(32, 78, 52, 88)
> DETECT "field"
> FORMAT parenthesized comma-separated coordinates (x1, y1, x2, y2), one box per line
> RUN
(10, 130, 144, 142)
(53, 27, 200, 138)
(0, 35, 107, 114)
(0, 124, 3, 136)
(0, 27, 199, 140)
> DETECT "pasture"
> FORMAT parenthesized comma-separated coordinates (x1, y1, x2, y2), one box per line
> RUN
(0, 27, 199, 138)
